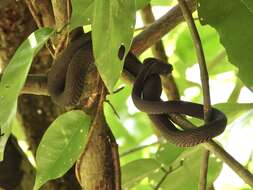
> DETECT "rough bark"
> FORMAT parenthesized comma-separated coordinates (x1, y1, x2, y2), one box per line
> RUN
(0, 1, 81, 189)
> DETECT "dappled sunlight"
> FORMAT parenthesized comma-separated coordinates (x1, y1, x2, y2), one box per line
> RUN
(18, 140, 36, 167)
(215, 111, 253, 189)
(123, 118, 136, 136)
(182, 86, 200, 101)
(238, 87, 253, 103)
(28, 33, 39, 49)
(126, 95, 139, 114)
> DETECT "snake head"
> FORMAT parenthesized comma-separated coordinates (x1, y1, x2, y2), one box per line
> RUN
(143, 58, 173, 75)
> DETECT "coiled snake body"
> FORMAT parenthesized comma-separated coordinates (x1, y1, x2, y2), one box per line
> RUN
(48, 31, 227, 147)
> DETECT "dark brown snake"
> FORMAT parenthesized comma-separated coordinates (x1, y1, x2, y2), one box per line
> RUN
(47, 30, 227, 147)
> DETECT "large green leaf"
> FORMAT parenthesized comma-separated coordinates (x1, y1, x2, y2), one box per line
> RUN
(92, 0, 136, 92)
(70, 0, 93, 29)
(121, 158, 161, 189)
(33, 110, 91, 190)
(70, 0, 147, 28)
(198, 0, 253, 87)
(0, 28, 53, 160)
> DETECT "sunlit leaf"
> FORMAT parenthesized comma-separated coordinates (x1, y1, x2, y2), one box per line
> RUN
(70, 0, 93, 29)
(33, 110, 91, 190)
(0, 28, 53, 160)
(92, 0, 136, 92)
(70, 0, 147, 29)
(198, 0, 253, 87)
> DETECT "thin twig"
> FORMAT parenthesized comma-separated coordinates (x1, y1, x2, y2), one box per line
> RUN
(227, 79, 243, 103)
(51, 0, 70, 56)
(204, 140, 253, 187)
(131, 0, 197, 56)
(199, 150, 210, 190)
(208, 50, 226, 71)
(24, 0, 56, 56)
(104, 100, 120, 120)
(177, 1, 211, 189)
(154, 167, 172, 190)
(154, 163, 183, 190)
(177, 0, 211, 119)
(120, 141, 159, 157)
(24, 0, 43, 27)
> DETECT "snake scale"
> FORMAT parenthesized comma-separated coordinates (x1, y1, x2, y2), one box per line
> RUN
(47, 30, 227, 147)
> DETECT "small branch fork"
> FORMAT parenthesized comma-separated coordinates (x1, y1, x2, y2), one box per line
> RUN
(1, 0, 253, 188)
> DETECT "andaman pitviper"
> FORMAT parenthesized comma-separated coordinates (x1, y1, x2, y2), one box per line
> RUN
(47, 30, 227, 147)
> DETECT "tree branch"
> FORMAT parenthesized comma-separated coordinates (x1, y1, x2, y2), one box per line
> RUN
(204, 140, 253, 187)
(131, 0, 197, 56)
(177, 1, 211, 189)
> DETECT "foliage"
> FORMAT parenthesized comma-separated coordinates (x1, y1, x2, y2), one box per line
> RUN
(198, 0, 253, 87)
(0, 28, 54, 160)
(0, 0, 253, 189)
(34, 110, 90, 190)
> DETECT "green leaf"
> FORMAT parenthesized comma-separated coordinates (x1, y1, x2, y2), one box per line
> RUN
(0, 28, 53, 160)
(198, 0, 253, 87)
(151, 0, 174, 6)
(136, 0, 151, 9)
(155, 143, 186, 167)
(0, 27, 53, 128)
(33, 110, 91, 190)
(92, 0, 136, 92)
(215, 103, 253, 124)
(0, 103, 16, 161)
(69, 0, 93, 29)
(121, 158, 160, 188)
(70, 0, 147, 27)
(149, 147, 222, 190)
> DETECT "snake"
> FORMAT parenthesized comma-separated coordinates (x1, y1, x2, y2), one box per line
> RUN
(47, 30, 227, 147)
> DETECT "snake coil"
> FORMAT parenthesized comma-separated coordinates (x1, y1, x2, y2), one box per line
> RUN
(47, 30, 227, 147)
(132, 59, 227, 146)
